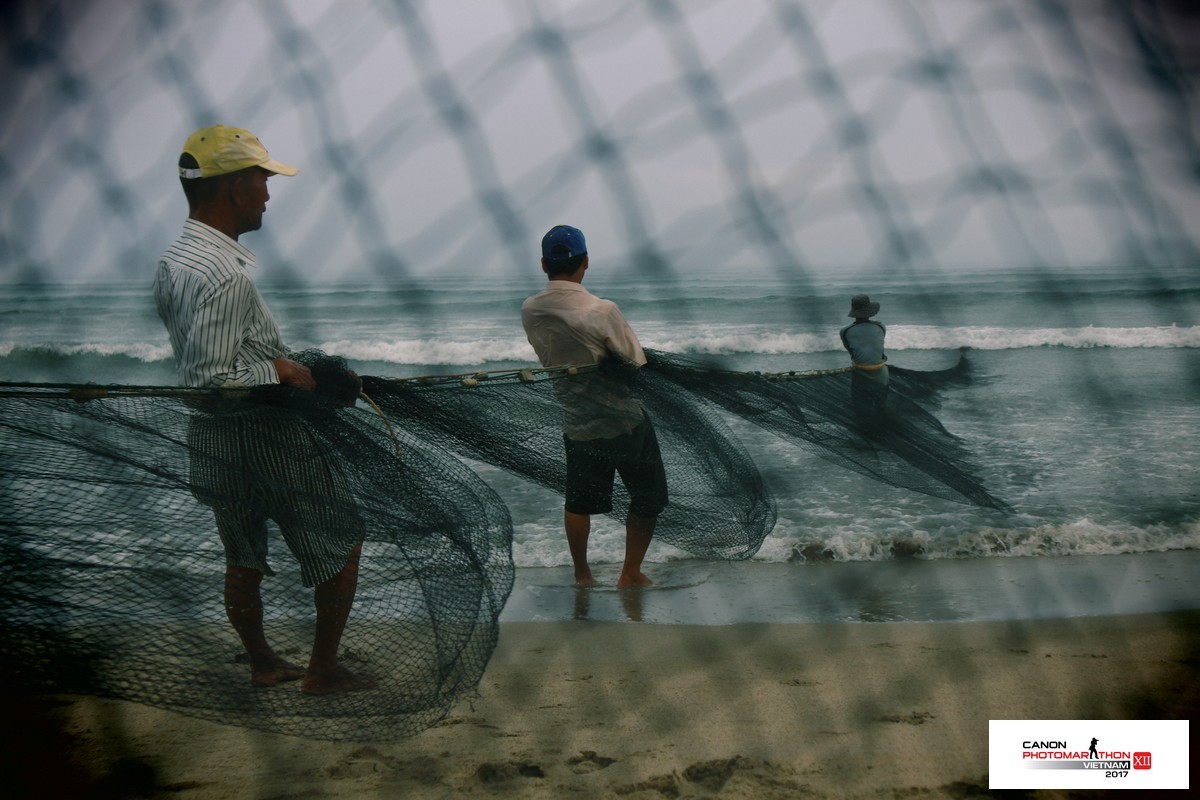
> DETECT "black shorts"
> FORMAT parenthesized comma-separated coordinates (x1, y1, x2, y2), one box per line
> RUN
(563, 418, 668, 517)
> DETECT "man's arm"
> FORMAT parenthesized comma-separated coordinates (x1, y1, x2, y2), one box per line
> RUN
(602, 303, 647, 368)
(273, 357, 316, 390)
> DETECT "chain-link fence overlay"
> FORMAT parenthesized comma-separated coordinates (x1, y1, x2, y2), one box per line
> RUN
(2, 1, 1196, 285)
(1, 0, 1198, 744)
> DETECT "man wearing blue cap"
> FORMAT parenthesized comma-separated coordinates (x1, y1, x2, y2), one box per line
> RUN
(522, 225, 667, 588)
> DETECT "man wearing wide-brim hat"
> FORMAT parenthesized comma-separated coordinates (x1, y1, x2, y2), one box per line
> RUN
(839, 293, 889, 420)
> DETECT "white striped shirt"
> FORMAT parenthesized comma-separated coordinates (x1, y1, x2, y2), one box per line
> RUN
(153, 219, 286, 388)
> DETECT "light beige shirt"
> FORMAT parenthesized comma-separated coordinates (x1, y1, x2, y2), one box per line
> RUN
(153, 219, 286, 388)
(521, 280, 646, 440)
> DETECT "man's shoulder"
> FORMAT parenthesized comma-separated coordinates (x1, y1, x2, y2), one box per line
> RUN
(842, 319, 884, 332)
(523, 282, 594, 309)
(593, 294, 621, 312)
(524, 287, 619, 318)
(587, 295, 628, 327)
(160, 233, 248, 286)
(858, 319, 886, 333)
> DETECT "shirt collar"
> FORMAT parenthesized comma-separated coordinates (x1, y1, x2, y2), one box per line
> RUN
(182, 218, 258, 269)
(545, 280, 587, 292)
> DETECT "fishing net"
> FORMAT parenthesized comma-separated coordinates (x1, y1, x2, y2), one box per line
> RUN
(360, 347, 1002, 560)
(361, 356, 778, 562)
(0, 353, 515, 743)
(1, 345, 999, 740)
(641, 350, 1008, 510)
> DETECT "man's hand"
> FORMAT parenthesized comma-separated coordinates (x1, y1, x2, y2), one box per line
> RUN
(273, 357, 316, 391)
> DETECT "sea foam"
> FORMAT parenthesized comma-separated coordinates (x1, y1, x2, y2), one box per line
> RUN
(3, 324, 1196, 373)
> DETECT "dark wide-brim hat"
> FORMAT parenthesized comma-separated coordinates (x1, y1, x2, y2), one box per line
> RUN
(848, 294, 880, 318)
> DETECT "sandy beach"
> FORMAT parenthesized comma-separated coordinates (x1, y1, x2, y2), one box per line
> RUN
(8, 608, 1197, 799)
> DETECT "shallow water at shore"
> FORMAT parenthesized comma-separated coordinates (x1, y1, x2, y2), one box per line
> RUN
(500, 550, 1200, 625)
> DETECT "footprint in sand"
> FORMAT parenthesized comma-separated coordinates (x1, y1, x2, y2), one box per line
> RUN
(567, 751, 616, 774)
(474, 761, 545, 783)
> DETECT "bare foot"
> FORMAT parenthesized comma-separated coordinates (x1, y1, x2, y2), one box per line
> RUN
(617, 571, 652, 589)
(574, 568, 597, 587)
(301, 665, 375, 695)
(250, 658, 306, 687)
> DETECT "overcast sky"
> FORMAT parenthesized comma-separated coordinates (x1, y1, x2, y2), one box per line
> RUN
(1, 0, 1198, 285)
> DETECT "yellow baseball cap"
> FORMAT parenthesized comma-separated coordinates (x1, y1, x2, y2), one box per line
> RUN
(178, 124, 298, 179)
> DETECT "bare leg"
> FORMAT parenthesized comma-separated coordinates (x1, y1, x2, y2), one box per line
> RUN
(618, 512, 655, 588)
(224, 566, 304, 686)
(301, 542, 374, 695)
(565, 510, 596, 586)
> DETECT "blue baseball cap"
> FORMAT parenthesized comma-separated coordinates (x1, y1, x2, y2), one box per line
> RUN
(541, 225, 587, 261)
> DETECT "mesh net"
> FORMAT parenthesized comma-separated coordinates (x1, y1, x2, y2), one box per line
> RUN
(361, 357, 777, 562)
(640, 350, 1006, 510)
(1, 345, 997, 740)
(360, 347, 1003, 549)
(0, 353, 515, 742)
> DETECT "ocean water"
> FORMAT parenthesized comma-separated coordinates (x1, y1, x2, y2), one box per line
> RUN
(2, 267, 1199, 580)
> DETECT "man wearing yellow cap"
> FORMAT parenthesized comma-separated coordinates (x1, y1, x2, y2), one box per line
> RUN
(153, 124, 372, 695)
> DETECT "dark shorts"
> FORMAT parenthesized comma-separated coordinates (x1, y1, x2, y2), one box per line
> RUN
(187, 407, 364, 588)
(563, 418, 668, 517)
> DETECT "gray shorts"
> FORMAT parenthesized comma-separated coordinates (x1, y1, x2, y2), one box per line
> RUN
(187, 407, 364, 587)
